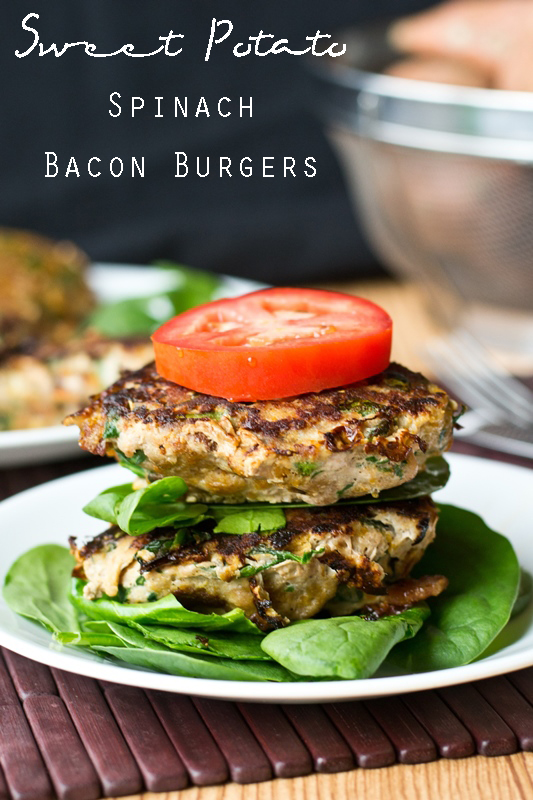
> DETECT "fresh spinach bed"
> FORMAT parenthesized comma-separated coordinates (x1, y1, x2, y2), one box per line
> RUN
(3, 504, 523, 682)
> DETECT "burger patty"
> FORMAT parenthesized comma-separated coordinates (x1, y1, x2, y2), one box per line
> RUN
(0, 334, 153, 430)
(0, 228, 93, 355)
(71, 496, 446, 631)
(66, 362, 457, 505)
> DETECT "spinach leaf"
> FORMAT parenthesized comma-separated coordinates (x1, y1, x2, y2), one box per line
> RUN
(115, 477, 205, 535)
(240, 547, 325, 578)
(103, 412, 121, 440)
(261, 606, 429, 679)
(93, 645, 292, 681)
(54, 631, 125, 648)
(87, 263, 221, 337)
(115, 448, 147, 478)
(84, 479, 285, 537)
(84, 620, 121, 634)
(83, 483, 132, 524)
(3, 545, 79, 634)
(387, 504, 520, 673)
(70, 579, 261, 634)
(83, 476, 206, 535)
(110, 621, 271, 660)
(154, 262, 222, 317)
(92, 623, 291, 681)
(212, 508, 286, 535)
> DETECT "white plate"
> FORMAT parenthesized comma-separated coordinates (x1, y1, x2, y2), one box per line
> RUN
(0, 452, 531, 703)
(0, 264, 262, 467)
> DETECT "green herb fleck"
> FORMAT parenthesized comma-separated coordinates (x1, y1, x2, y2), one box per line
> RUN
(147, 591, 158, 602)
(439, 426, 450, 446)
(365, 420, 391, 439)
(144, 531, 187, 558)
(240, 547, 325, 578)
(116, 585, 129, 603)
(135, 576, 146, 586)
(364, 456, 404, 476)
(295, 461, 322, 478)
(384, 371, 409, 390)
(144, 539, 169, 556)
(359, 517, 394, 533)
(103, 411, 120, 440)
(344, 400, 382, 417)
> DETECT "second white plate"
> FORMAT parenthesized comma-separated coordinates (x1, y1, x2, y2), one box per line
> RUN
(0, 264, 262, 466)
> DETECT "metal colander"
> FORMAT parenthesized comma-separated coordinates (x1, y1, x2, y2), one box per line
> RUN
(312, 27, 533, 328)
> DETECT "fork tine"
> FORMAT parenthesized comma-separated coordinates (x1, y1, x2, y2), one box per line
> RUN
(425, 335, 533, 427)
(447, 344, 533, 423)
(425, 340, 505, 417)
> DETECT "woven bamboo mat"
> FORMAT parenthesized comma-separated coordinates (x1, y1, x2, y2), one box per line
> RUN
(1, 647, 533, 800)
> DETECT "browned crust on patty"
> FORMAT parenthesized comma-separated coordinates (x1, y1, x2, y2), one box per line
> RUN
(65, 362, 456, 504)
(68, 361, 448, 448)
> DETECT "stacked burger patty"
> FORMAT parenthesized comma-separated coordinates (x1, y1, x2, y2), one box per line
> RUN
(67, 361, 456, 631)
(0, 228, 154, 430)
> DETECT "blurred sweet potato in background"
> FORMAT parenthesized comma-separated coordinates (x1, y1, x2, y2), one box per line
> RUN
(384, 56, 489, 87)
(389, 0, 533, 91)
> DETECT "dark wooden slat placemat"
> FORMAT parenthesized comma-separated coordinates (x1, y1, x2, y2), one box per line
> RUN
(0, 648, 533, 799)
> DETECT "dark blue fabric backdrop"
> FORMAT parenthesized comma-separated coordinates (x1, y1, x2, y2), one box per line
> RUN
(1, 1, 434, 283)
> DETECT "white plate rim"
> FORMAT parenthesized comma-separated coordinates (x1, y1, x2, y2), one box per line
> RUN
(0, 452, 532, 703)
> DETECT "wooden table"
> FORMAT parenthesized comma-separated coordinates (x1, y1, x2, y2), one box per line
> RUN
(159, 755, 533, 800)
(2, 278, 532, 800)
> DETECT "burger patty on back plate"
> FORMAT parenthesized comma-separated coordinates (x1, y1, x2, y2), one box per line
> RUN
(0, 334, 153, 430)
(66, 362, 457, 505)
(0, 228, 93, 355)
(71, 496, 447, 632)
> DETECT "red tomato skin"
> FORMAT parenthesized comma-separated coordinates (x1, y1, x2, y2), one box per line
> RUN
(152, 288, 392, 402)
(153, 334, 391, 401)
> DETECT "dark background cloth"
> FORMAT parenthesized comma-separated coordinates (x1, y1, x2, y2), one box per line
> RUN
(1, 1, 433, 284)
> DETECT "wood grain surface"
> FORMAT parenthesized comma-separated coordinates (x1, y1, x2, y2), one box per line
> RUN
(115, 754, 533, 800)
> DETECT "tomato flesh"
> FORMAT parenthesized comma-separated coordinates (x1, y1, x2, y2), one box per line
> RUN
(152, 288, 392, 401)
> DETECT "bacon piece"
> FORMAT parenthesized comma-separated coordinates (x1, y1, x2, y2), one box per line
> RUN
(360, 574, 448, 619)
(386, 574, 449, 605)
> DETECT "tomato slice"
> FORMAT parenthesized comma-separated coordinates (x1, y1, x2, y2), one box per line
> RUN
(152, 288, 392, 401)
